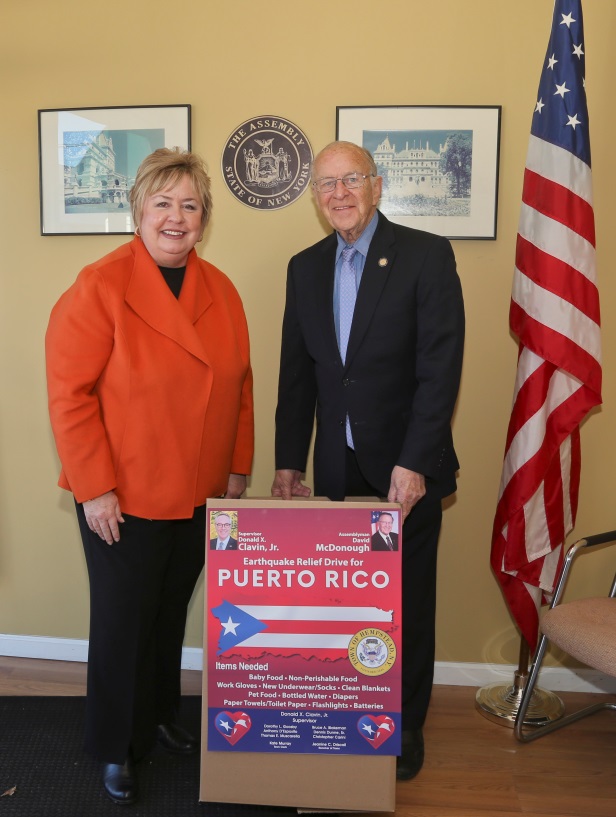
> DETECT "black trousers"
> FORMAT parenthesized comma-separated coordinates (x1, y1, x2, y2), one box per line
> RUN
(345, 448, 442, 730)
(76, 503, 206, 764)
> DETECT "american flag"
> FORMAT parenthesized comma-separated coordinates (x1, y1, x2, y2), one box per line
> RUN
(491, 0, 601, 652)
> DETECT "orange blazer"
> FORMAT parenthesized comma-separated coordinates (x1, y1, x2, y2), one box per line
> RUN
(46, 237, 254, 519)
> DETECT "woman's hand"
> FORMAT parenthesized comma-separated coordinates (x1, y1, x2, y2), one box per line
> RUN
(83, 491, 124, 545)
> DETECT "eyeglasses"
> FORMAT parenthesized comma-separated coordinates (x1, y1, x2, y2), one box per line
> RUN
(216, 522, 231, 528)
(312, 173, 375, 194)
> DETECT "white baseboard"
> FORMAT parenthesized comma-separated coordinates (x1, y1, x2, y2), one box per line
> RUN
(0, 634, 205, 671)
(433, 659, 616, 694)
(1, 634, 614, 694)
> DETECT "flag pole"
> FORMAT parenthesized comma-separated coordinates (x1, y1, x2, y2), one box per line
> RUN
(475, 635, 563, 727)
(486, 0, 600, 727)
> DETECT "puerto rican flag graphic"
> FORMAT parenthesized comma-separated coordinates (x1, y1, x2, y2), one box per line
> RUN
(211, 600, 393, 656)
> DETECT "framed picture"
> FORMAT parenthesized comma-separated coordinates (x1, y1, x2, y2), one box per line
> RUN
(38, 105, 191, 235)
(337, 105, 501, 240)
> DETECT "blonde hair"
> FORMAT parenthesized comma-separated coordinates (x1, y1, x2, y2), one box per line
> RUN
(130, 147, 213, 231)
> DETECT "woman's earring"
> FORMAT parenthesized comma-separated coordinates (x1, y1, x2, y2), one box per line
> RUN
(135, 226, 141, 237)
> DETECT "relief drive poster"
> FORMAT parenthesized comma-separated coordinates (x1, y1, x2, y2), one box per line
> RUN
(206, 502, 402, 756)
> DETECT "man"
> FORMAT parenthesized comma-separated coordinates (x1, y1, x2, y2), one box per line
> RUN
(371, 511, 399, 551)
(209, 513, 238, 550)
(272, 141, 464, 780)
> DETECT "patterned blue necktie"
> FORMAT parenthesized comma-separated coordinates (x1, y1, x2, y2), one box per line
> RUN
(339, 245, 357, 447)
(339, 245, 357, 364)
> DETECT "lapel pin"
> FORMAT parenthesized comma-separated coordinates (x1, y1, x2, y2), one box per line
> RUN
(378, 257, 388, 267)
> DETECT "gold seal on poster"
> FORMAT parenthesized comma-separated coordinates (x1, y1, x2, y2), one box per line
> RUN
(348, 628, 396, 677)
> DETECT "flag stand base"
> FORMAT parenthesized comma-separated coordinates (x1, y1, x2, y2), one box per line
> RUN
(475, 638, 565, 728)
(475, 674, 565, 727)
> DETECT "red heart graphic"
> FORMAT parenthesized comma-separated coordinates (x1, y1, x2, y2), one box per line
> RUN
(357, 714, 395, 749)
(214, 710, 252, 745)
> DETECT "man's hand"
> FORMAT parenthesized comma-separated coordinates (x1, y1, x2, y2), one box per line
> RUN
(83, 490, 124, 545)
(271, 469, 311, 500)
(225, 473, 247, 499)
(387, 466, 425, 521)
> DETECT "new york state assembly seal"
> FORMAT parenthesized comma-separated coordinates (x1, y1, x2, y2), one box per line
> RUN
(221, 116, 313, 211)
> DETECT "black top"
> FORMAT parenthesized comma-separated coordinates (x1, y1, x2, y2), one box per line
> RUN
(158, 265, 186, 299)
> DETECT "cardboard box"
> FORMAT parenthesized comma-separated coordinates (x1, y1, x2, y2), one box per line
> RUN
(200, 498, 398, 812)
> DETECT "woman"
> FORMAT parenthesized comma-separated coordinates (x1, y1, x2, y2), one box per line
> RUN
(46, 148, 254, 805)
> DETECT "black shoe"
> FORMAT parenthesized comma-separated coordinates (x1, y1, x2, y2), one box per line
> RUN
(396, 728, 424, 781)
(157, 722, 199, 755)
(102, 758, 138, 805)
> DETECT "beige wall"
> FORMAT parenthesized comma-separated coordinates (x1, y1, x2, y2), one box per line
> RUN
(2, 0, 615, 667)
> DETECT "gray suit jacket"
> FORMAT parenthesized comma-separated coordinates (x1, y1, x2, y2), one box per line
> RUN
(210, 536, 238, 550)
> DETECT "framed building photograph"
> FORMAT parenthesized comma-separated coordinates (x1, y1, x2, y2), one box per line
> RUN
(337, 105, 501, 240)
(38, 105, 191, 235)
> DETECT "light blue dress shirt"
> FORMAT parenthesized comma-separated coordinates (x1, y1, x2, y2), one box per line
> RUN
(333, 211, 380, 348)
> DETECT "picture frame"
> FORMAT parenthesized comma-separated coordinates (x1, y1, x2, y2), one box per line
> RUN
(38, 105, 191, 235)
(336, 105, 501, 240)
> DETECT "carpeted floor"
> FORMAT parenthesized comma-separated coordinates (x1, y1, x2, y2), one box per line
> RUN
(0, 697, 297, 816)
